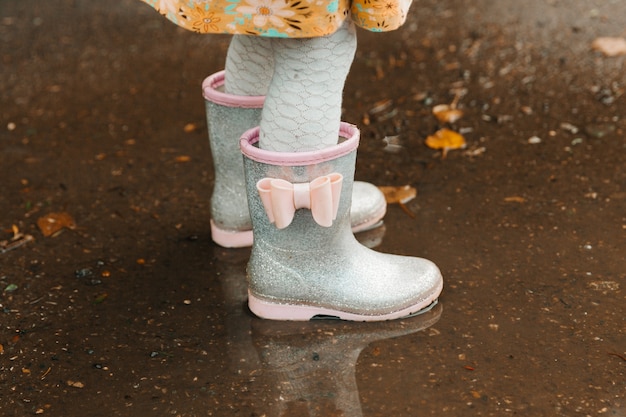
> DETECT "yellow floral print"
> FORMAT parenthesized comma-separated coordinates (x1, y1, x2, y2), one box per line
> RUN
(182, 5, 222, 33)
(139, 0, 412, 38)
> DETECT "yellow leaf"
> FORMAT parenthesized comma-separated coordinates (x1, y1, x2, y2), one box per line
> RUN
(378, 185, 417, 204)
(425, 128, 466, 158)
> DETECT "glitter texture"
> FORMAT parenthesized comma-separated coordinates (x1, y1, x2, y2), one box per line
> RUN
(241, 123, 443, 321)
(204, 71, 387, 246)
(204, 72, 262, 235)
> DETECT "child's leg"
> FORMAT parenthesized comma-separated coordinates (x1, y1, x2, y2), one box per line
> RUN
(217, 29, 386, 244)
(224, 35, 274, 96)
(260, 21, 357, 152)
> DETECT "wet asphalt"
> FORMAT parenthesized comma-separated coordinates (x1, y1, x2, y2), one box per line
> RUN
(1, 0, 624, 416)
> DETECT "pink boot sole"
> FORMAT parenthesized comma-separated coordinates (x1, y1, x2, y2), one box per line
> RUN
(248, 279, 443, 322)
(210, 220, 254, 249)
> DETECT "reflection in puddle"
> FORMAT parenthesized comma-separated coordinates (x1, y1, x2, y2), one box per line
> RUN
(216, 248, 442, 416)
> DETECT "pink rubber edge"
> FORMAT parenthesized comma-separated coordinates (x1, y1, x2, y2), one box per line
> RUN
(202, 70, 265, 109)
(248, 278, 443, 321)
(240, 123, 360, 166)
(210, 220, 253, 248)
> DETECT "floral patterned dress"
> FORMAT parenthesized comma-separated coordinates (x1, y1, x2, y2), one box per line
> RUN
(140, 0, 413, 38)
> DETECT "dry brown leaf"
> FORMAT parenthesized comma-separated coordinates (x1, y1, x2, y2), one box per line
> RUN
(425, 128, 466, 158)
(592, 37, 626, 57)
(378, 185, 417, 204)
(432, 104, 464, 123)
(37, 212, 76, 237)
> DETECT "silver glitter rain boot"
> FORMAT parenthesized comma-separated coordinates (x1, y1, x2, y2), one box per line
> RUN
(240, 123, 443, 321)
(204, 71, 387, 248)
(203, 71, 263, 248)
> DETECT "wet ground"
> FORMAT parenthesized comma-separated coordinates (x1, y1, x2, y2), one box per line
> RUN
(1, 0, 624, 416)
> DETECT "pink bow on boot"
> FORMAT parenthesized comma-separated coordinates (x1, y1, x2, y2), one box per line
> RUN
(257, 174, 342, 229)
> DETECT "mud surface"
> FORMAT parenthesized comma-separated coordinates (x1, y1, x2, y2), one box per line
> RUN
(1, 1, 624, 416)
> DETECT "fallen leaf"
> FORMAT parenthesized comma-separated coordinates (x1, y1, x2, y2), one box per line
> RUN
(4, 284, 18, 292)
(37, 212, 76, 237)
(378, 185, 417, 204)
(432, 104, 464, 123)
(592, 37, 626, 57)
(425, 128, 467, 158)
(183, 123, 199, 133)
(67, 380, 85, 388)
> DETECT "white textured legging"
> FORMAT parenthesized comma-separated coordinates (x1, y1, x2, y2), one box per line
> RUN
(224, 21, 357, 152)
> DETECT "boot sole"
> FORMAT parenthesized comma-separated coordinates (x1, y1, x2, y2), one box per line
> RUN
(210, 220, 254, 248)
(247, 278, 443, 322)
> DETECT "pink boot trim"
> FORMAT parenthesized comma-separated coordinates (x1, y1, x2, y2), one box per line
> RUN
(202, 70, 265, 108)
(240, 123, 360, 166)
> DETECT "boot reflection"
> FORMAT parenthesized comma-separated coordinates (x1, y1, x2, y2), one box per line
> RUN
(214, 247, 442, 417)
(214, 247, 262, 374)
(250, 305, 441, 417)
